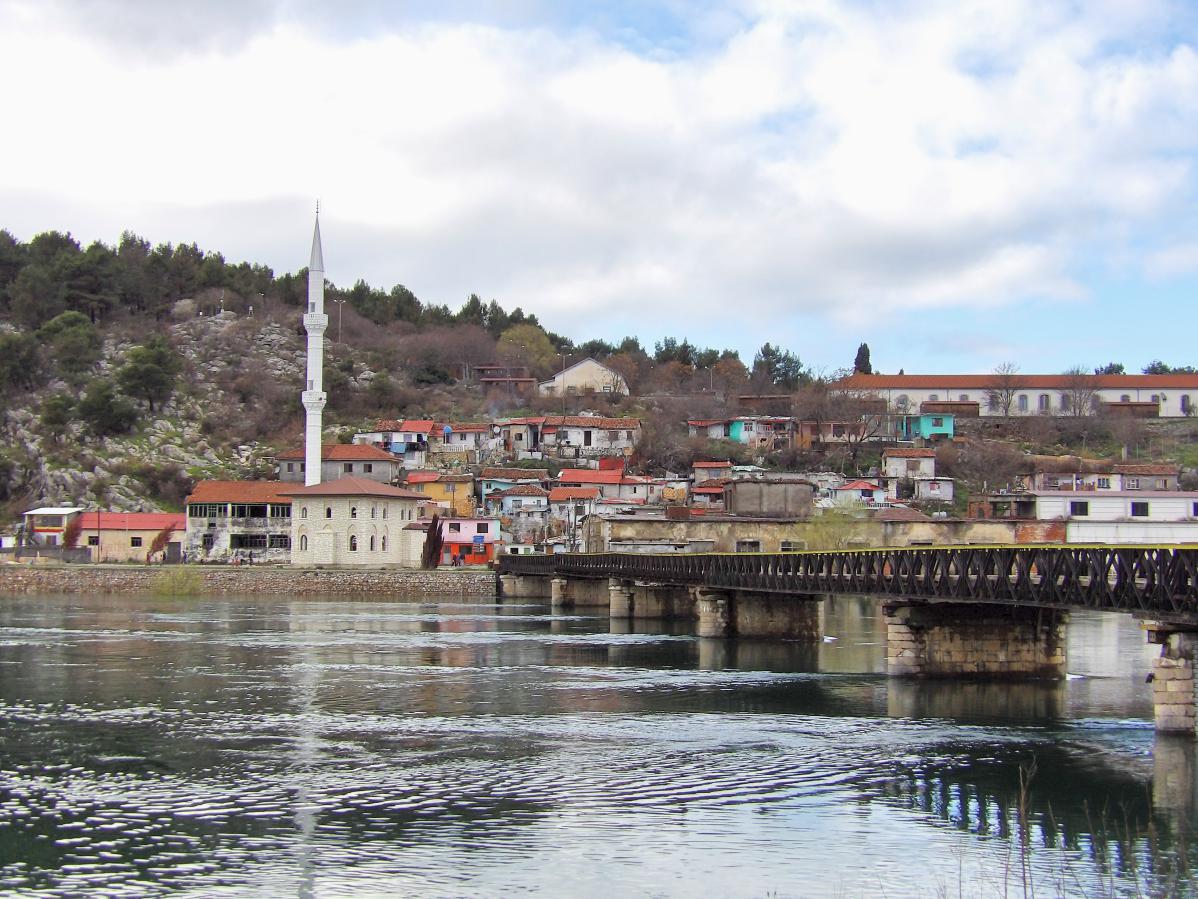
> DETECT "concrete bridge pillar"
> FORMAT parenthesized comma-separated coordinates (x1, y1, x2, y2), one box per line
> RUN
(695, 590, 823, 638)
(1146, 628, 1198, 735)
(884, 603, 1067, 679)
(498, 574, 551, 599)
(550, 577, 569, 611)
(697, 588, 734, 637)
(609, 578, 634, 618)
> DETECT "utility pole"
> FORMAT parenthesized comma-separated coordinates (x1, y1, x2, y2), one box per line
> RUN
(334, 297, 345, 343)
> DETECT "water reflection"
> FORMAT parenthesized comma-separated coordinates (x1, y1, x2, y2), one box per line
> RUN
(0, 593, 1192, 897)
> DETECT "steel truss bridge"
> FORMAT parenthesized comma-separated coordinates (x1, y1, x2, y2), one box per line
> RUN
(498, 545, 1198, 622)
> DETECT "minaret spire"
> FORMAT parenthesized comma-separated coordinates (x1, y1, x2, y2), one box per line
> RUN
(301, 206, 328, 487)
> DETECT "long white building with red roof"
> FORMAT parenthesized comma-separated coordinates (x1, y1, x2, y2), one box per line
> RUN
(839, 373, 1198, 418)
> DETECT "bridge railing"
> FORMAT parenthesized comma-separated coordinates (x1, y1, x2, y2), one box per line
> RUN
(497, 545, 1198, 619)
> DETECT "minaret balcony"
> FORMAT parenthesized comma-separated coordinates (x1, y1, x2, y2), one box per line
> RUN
(303, 313, 329, 333)
(301, 391, 327, 409)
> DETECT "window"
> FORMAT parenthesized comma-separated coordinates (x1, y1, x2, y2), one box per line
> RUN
(932, 417, 943, 427)
(1041, 394, 1052, 412)
(584, 430, 593, 447)
(326, 507, 333, 519)
(1193, 502, 1198, 518)
(1126, 478, 1140, 490)
(959, 394, 969, 402)
(371, 506, 376, 519)
(130, 536, 143, 547)
(780, 540, 805, 552)
(268, 535, 291, 549)
(896, 394, 910, 411)
(1070, 501, 1089, 516)
(369, 535, 375, 551)
(906, 460, 920, 473)
(350, 507, 357, 519)
(287, 463, 294, 473)
(300, 535, 308, 551)
(476, 523, 488, 533)
(382, 507, 387, 519)
(231, 534, 267, 549)
(1131, 502, 1149, 517)
(87, 535, 99, 546)
(300, 463, 306, 472)
(1097, 478, 1110, 489)
(1121, 394, 1131, 403)
(381, 536, 387, 551)
(1183, 395, 1193, 414)
(343, 463, 353, 473)
(1018, 395, 1028, 412)
(928, 394, 938, 401)
(449, 522, 461, 532)
(349, 535, 358, 551)
(270, 505, 291, 519)
(301, 507, 308, 519)
(1156, 478, 1168, 490)
(735, 540, 761, 552)
(1151, 394, 1160, 403)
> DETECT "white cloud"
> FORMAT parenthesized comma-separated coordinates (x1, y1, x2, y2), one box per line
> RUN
(0, 0, 1195, 358)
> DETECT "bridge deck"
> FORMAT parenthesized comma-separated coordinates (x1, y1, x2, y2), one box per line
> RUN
(498, 545, 1198, 623)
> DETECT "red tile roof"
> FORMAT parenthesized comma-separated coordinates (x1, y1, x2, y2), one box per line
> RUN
(549, 487, 600, 501)
(372, 419, 437, 433)
(834, 480, 883, 491)
(78, 512, 186, 532)
(186, 480, 294, 505)
(543, 415, 640, 429)
(277, 477, 425, 499)
(481, 467, 550, 481)
(276, 443, 398, 462)
(1114, 463, 1181, 476)
(693, 461, 732, 469)
(883, 448, 936, 458)
(557, 468, 625, 485)
(405, 471, 441, 484)
(496, 485, 550, 498)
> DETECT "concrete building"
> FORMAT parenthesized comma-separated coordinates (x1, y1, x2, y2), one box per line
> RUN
(77, 511, 185, 563)
(184, 481, 294, 562)
(723, 478, 815, 518)
(438, 517, 502, 565)
(538, 357, 629, 396)
(276, 443, 401, 484)
(840, 372, 1198, 418)
(1019, 459, 1181, 492)
(479, 467, 550, 507)
(354, 419, 438, 469)
(402, 471, 476, 516)
(881, 448, 955, 503)
(20, 506, 84, 546)
(972, 490, 1198, 544)
(284, 477, 423, 566)
(693, 460, 733, 484)
(501, 415, 641, 460)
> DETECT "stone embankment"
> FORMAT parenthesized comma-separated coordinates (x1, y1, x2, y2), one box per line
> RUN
(0, 565, 497, 598)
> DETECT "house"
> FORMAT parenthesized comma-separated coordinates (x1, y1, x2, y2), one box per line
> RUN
(430, 423, 498, 462)
(438, 517, 502, 565)
(557, 468, 654, 501)
(473, 362, 538, 395)
(183, 481, 294, 562)
(693, 461, 733, 484)
(692, 477, 732, 507)
(549, 486, 599, 523)
(402, 471, 475, 517)
(724, 478, 815, 518)
(353, 419, 438, 469)
(686, 417, 794, 450)
(20, 506, 84, 547)
(276, 443, 401, 484)
(500, 415, 641, 460)
(283, 477, 423, 566)
(1018, 459, 1180, 493)
(839, 372, 1198, 418)
(880, 448, 955, 503)
(488, 485, 550, 536)
(538, 357, 629, 396)
(1115, 463, 1181, 491)
(479, 467, 550, 507)
(971, 490, 1198, 544)
(895, 412, 955, 442)
(76, 511, 185, 563)
(831, 480, 886, 505)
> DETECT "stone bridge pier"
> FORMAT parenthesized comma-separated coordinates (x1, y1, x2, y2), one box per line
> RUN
(694, 587, 824, 639)
(884, 603, 1068, 679)
(608, 579, 696, 620)
(549, 576, 611, 612)
(497, 573, 551, 600)
(1145, 624, 1198, 735)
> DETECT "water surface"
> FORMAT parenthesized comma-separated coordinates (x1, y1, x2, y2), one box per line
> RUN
(0, 593, 1192, 897)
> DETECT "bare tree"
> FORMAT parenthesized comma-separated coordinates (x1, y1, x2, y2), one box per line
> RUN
(1061, 366, 1100, 417)
(985, 363, 1023, 417)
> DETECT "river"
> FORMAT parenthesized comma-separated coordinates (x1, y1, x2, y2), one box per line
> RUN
(0, 593, 1193, 898)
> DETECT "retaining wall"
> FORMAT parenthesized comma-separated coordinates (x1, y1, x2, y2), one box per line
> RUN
(0, 565, 497, 598)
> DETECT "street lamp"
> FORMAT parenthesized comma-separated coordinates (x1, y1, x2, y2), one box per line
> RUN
(558, 352, 567, 414)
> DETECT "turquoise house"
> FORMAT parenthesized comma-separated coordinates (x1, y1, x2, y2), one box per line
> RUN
(897, 413, 954, 442)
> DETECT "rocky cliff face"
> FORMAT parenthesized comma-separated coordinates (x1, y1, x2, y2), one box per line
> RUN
(2, 310, 311, 515)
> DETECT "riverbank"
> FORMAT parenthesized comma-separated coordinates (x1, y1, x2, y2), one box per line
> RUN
(0, 564, 497, 597)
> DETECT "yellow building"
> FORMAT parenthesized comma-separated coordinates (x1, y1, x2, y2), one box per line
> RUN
(404, 472, 476, 517)
(76, 511, 186, 562)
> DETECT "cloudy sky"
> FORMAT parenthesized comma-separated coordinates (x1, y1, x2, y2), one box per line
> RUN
(2, 0, 1197, 374)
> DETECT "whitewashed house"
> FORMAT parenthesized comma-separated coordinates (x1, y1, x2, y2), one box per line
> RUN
(538, 357, 628, 396)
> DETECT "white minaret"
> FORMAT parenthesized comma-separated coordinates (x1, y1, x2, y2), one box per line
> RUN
(302, 206, 327, 486)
